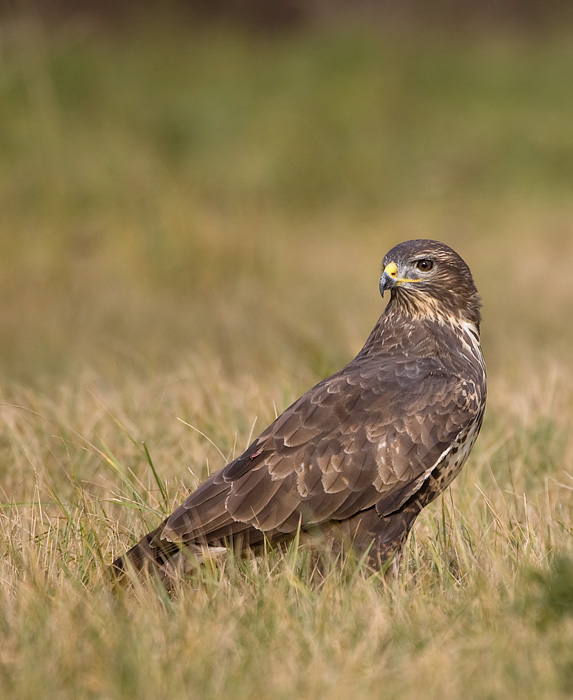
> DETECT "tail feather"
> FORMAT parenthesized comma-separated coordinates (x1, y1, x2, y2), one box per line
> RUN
(110, 519, 250, 584)
(111, 521, 180, 580)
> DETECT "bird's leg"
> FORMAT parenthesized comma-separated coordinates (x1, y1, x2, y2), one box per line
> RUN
(322, 503, 421, 577)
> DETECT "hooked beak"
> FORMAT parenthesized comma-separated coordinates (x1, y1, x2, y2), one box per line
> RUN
(379, 262, 398, 298)
(379, 260, 422, 297)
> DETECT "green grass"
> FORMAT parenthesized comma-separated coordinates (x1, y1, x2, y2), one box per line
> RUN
(0, 15, 572, 698)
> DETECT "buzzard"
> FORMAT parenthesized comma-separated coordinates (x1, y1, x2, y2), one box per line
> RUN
(112, 239, 486, 582)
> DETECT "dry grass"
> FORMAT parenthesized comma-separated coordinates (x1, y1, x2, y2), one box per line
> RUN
(0, 15, 572, 698)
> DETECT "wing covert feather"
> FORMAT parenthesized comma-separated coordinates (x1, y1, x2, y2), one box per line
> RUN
(162, 355, 479, 544)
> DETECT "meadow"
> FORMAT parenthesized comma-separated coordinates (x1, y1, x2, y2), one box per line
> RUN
(0, 14, 572, 698)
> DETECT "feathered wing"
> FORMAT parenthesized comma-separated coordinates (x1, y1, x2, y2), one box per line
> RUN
(113, 354, 481, 577)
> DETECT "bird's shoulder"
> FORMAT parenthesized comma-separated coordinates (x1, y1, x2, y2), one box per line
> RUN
(223, 354, 476, 485)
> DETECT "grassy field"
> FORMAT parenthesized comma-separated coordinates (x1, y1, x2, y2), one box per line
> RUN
(1, 14, 572, 698)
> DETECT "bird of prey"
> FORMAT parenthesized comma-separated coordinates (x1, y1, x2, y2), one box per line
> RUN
(112, 239, 486, 583)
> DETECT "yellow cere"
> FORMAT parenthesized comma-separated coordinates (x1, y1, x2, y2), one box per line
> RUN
(383, 261, 422, 285)
(383, 262, 398, 278)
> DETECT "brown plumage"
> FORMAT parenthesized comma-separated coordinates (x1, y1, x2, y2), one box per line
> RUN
(112, 239, 486, 583)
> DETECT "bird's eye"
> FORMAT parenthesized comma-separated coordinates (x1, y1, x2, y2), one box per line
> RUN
(415, 259, 433, 272)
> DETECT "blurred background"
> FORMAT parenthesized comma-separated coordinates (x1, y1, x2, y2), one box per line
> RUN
(1, 9, 572, 696)
(1, 0, 572, 390)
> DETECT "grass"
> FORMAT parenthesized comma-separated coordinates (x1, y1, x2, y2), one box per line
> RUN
(0, 13, 573, 698)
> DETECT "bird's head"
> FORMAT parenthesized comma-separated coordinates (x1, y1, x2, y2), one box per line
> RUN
(379, 239, 481, 326)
